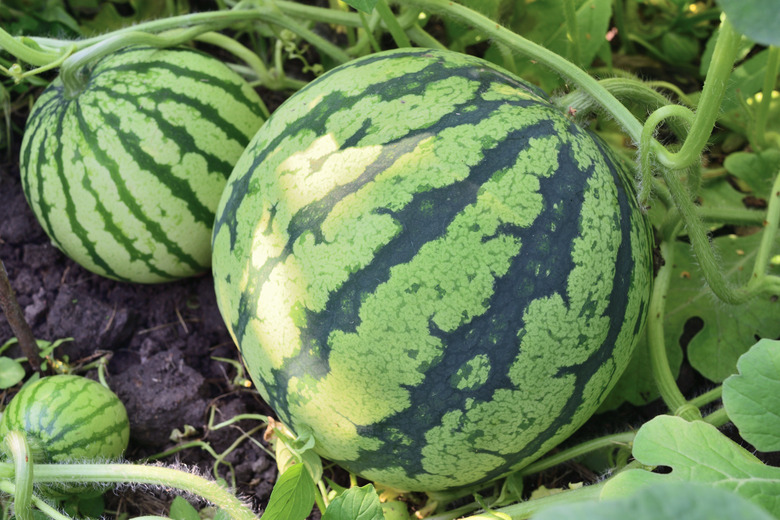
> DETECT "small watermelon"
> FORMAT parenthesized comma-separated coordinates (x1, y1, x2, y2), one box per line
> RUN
(20, 45, 266, 283)
(212, 48, 653, 492)
(0, 375, 129, 464)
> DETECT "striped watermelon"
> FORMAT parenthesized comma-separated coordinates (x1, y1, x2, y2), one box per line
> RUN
(19, 45, 265, 283)
(0, 375, 129, 464)
(212, 48, 653, 492)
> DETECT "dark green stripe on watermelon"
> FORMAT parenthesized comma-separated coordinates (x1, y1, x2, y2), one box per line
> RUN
(345, 131, 649, 483)
(219, 59, 545, 349)
(212, 48, 653, 492)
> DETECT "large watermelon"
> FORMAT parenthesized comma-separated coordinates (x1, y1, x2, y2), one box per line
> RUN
(20, 45, 265, 283)
(212, 48, 653, 492)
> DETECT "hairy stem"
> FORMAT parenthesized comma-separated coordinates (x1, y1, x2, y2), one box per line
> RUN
(662, 167, 754, 304)
(5, 432, 34, 520)
(59, 26, 225, 98)
(648, 240, 701, 421)
(0, 29, 61, 66)
(518, 431, 636, 476)
(376, 0, 412, 48)
(754, 46, 780, 151)
(31, 463, 257, 520)
(0, 481, 69, 520)
(651, 19, 742, 170)
(391, 0, 646, 144)
(747, 169, 780, 291)
(688, 385, 723, 409)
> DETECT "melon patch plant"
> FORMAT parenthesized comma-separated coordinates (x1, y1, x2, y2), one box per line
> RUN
(0, 0, 779, 519)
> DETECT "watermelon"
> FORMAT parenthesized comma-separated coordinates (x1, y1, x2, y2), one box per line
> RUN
(0, 375, 129, 464)
(212, 48, 653, 492)
(19, 45, 266, 283)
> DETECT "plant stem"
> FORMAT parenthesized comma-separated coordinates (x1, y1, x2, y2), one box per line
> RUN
(195, 31, 277, 96)
(32, 4, 361, 53)
(754, 46, 780, 151)
(59, 25, 227, 98)
(457, 481, 604, 520)
(651, 19, 742, 170)
(8, 4, 354, 83)
(696, 206, 767, 226)
(358, 10, 382, 54)
(406, 24, 447, 50)
(31, 463, 257, 520)
(0, 260, 40, 371)
(5, 432, 34, 520)
(647, 240, 702, 421)
(562, 0, 581, 67)
(639, 105, 695, 204)
(0, 481, 69, 520)
(376, 0, 412, 48)
(0, 29, 61, 66)
(688, 385, 722, 409)
(518, 432, 635, 477)
(662, 167, 754, 305)
(391, 0, 645, 144)
(747, 169, 780, 292)
(702, 406, 730, 428)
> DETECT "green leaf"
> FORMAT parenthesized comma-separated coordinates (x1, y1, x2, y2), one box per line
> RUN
(534, 482, 774, 520)
(262, 464, 316, 520)
(665, 232, 780, 383)
(716, 0, 780, 46)
(723, 339, 780, 452)
(698, 176, 753, 218)
(0, 357, 25, 389)
(724, 149, 780, 199)
(601, 415, 780, 516)
(508, 0, 612, 91)
(342, 0, 379, 13)
(169, 497, 201, 520)
(322, 485, 384, 520)
(272, 422, 323, 483)
(569, 0, 613, 68)
(721, 49, 771, 114)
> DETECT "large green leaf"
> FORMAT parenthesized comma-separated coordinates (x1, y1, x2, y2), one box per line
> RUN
(724, 150, 780, 199)
(602, 415, 780, 516)
(721, 49, 771, 114)
(508, 0, 612, 91)
(698, 177, 753, 225)
(169, 497, 201, 520)
(261, 464, 316, 520)
(322, 485, 384, 520)
(534, 482, 774, 520)
(665, 232, 780, 382)
(341, 0, 378, 13)
(716, 0, 780, 46)
(723, 339, 780, 452)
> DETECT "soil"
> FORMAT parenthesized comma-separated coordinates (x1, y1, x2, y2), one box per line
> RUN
(0, 155, 285, 516)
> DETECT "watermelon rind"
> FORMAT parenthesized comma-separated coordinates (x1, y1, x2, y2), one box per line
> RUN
(0, 374, 129, 463)
(212, 48, 653, 492)
(20, 45, 266, 283)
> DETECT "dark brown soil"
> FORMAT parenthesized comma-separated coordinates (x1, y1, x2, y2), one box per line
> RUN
(0, 156, 281, 516)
